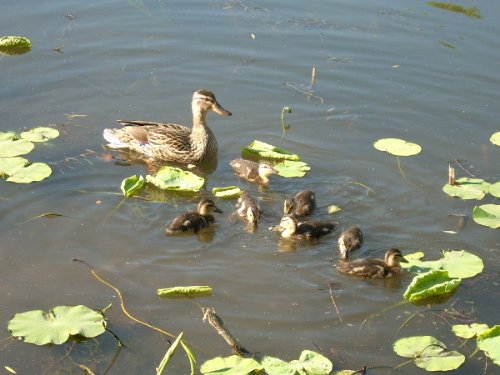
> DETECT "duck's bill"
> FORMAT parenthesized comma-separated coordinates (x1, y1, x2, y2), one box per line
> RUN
(212, 102, 232, 116)
(399, 255, 409, 263)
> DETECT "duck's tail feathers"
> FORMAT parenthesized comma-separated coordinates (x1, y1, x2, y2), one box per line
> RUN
(103, 129, 128, 149)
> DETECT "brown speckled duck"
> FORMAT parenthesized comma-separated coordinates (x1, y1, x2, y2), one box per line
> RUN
(235, 191, 262, 227)
(276, 215, 337, 241)
(230, 159, 276, 186)
(166, 198, 222, 234)
(103, 90, 231, 164)
(283, 190, 316, 217)
(337, 248, 408, 278)
(337, 225, 364, 259)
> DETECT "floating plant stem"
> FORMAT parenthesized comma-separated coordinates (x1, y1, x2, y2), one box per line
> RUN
(281, 106, 292, 138)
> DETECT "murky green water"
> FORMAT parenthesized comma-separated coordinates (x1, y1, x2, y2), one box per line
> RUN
(1, 0, 499, 373)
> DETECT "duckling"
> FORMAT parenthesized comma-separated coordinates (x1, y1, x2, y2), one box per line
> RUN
(230, 159, 276, 186)
(103, 90, 232, 164)
(337, 248, 408, 278)
(235, 191, 262, 227)
(337, 225, 364, 259)
(166, 198, 222, 234)
(283, 190, 316, 217)
(276, 215, 338, 241)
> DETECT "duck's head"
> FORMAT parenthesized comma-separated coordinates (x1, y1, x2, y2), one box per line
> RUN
(283, 197, 295, 215)
(278, 214, 298, 237)
(192, 89, 232, 117)
(198, 198, 223, 215)
(385, 248, 408, 267)
(258, 162, 277, 179)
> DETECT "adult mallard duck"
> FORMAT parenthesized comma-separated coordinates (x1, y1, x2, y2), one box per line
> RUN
(230, 159, 276, 186)
(283, 190, 316, 217)
(337, 225, 363, 259)
(337, 248, 408, 278)
(235, 191, 262, 228)
(103, 90, 231, 164)
(276, 215, 337, 241)
(166, 198, 222, 234)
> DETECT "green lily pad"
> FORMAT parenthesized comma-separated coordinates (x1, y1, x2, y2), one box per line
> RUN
(452, 323, 489, 339)
(212, 186, 242, 198)
(261, 350, 332, 375)
(477, 326, 500, 366)
(20, 126, 59, 143)
(443, 177, 491, 200)
(403, 269, 461, 302)
(274, 160, 310, 178)
(200, 355, 262, 375)
(157, 286, 212, 298)
(491, 132, 500, 146)
(488, 182, 500, 198)
(373, 138, 422, 156)
(0, 131, 16, 141)
(298, 350, 333, 374)
(146, 166, 204, 192)
(327, 205, 341, 214)
(0, 139, 34, 157)
(0, 157, 29, 176)
(472, 204, 500, 229)
(0, 36, 32, 56)
(242, 140, 301, 161)
(394, 336, 465, 371)
(121, 175, 145, 197)
(8, 305, 106, 345)
(6, 162, 52, 183)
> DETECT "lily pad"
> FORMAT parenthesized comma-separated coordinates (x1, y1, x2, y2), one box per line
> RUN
(200, 355, 262, 375)
(146, 166, 204, 192)
(488, 182, 500, 198)
(274, 160, 310, 178)
(0, 131, 16, 141)
(20, 127, 59, 143)
(157, 286, 212, 298)
(242, 140, 301, 161)
(472, 204, 500, 229)
(327, 205, 341, 214)
(212, 186, 242, 198)
(403, 269, 461, 302)
(491, 132, 500, 146)
(8, 305, 106, 345)
(452, 323, 489, 339)
(442, 177, 491, 200)
(6, 162, 52, 183)
(0, 139, 34, 157)
(121, 175, 145, 197)
(261, 350, 332, 375)
(373, 138, 422, 156)
(0, 36, 32, 56)
(477, 326, 500, 366)
(394, 336, 465, 371)
(0, 157, 29, 176)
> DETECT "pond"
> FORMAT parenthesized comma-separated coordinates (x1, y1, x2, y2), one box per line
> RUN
(1, 0, 499, 373)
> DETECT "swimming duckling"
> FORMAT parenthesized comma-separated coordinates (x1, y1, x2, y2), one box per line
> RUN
(337, 248, 408, 278)
(235, 191, 262, 227)
(338, 225, 363, 259)
(283, 190, 316, 217)
(230, 159, 276, 186)
(276, 215, 338, 241)
(166, 198, 222, 234)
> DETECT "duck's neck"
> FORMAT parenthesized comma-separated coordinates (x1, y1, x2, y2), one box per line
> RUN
(192, 106, 208, 129)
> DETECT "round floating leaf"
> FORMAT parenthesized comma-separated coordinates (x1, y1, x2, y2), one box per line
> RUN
(0, 131, 16, 141)
(157, 286, 212, 298)
(373, 138, 422, 156)
(490, 132, 500, 146)
(403, 269, 461, 302)
(477, 326, 500, 366)
(274, 160, 310, 178)
(146, 166, 204, 192)
(472, 204, 500, 229)
(443, 177, 491, 200)
(298, 350, 333, 374)
(414, 350, 465, 371)
(8, 305, 106, 345)
(0, 157, 29, 176)
(20, 126, 59, 143)
(200, 355, 262, 375)
(121, 175, 144, 197)
(261, 356, 301, 375)
(0, 36, 32, 56)
(0, 139, 34, 157)
(488, 182, 500, 198)
(242, 140, 301, 161)
(6, 162, 52, 183)
(452, 323, 489, 339)
(212, 186, 242, 199)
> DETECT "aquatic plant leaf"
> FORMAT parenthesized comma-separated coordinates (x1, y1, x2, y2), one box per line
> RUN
(452, 323, 489, 339)
(0, 131, 16, 141)
(477, 326, 500, 366)
(156, 332, 183, 375)
(491, 132, 500, 146)
(20, 126, 59, 142)
(427, 2, 481, 19)
(212, 186, 242, 198)
(472, 204, 500, 229)
(242, 140, 301, 161)
(180, 340, 196, 375)
(414, 350, 465, 371)
(8, 305, 106, 345)
(261, 351, 332, 375)
(0, 36, 32, 56)
(0, 157, 29, 176)
(488, 182, 500, 198)
(403, 269, 461, 302)
(200, 355, 262, 375)
(261, 356, 303, 375)
(327, 205, 341, 214)
(157, 286, 212, 298)
(121, 175, 145, 197)
(274, 160, 310, 178)
(334, 372, 357, 375)
(6, 162, 52, 183)
(298, 350, 333, 374)
(442, 177, 491, 200)
(0, 139, 34, 157)
(146, 166, 204, 192)
(373, 138, 422, 156)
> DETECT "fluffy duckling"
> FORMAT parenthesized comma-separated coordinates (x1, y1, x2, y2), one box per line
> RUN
(283, 190, 316, 217)
(235, 191, 262, 227)
(276, 215, 338, 241)
(230, 159, 276, 186)
(338, 225, 364, 259)
(337, 248, 408, 278)
(166, 198, 222, 234)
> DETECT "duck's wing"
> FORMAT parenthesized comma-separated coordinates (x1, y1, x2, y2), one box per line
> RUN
(118, 120, 192, 151)
(337, 259, 387, 278)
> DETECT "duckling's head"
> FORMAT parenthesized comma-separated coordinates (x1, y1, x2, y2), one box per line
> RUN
(192, 89, 232, 117)
(278, 214, 298, 237)
(258, 162, 277, 179)
(283, 197, 295, 215)
(198, 198, 223, 215)
(246, 206, 260, 226)
(385, 248, 408, 267)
